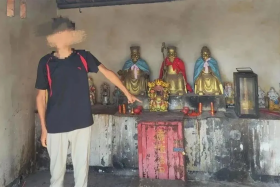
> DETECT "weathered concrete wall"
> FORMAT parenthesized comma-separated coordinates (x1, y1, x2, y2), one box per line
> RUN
(35, 114, 138, 170)
(58, 0, 280, 102)
(35, 113, 280, 182)
(184, 118, 280, 182)
(0, 1, 57, 186)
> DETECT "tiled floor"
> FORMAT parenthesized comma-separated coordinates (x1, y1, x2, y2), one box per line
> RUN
(23, 171, 280, 187)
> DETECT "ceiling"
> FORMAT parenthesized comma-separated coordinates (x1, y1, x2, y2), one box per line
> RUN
(56, 0, 174, 9)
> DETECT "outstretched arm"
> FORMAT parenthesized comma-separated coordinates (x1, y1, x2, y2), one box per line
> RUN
(98, 64, 141, 103)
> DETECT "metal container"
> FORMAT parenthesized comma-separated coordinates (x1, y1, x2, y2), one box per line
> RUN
(234, 67, 259, 118)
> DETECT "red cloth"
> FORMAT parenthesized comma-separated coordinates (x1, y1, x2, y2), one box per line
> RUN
(159, 57, 193, 93)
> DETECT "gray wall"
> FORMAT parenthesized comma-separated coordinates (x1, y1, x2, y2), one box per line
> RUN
(0, 1, 56, 186)
(35, 113, 280, 182)
(58, 0, 280, 102)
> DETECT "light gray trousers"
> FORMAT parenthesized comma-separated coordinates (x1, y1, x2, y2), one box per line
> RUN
(47, 126, 92, 187)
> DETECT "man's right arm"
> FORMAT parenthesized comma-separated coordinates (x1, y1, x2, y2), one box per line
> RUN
(35, 56, 49, 147)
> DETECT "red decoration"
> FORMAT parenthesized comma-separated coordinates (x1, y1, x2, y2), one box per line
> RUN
(138, 121, 185, 181)
(133, 106, 143, 115)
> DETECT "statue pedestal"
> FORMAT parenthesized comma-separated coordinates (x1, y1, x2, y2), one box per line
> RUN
(168, 95, 184, 110)
(168, 94, 226, 112)
(117, 95, 150, 110)
(184, 94, 226, 112)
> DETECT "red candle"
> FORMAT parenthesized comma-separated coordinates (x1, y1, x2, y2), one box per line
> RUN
(199, 103, 202, 114)
(210, 102, 214, 115)
(122, 104, 126, 114)
(118, 105, 122, 114)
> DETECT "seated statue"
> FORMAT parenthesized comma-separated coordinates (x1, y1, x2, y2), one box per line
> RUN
(267, 87, 279, 111)
(118, 46, 150, 96)
(194, 46, 223, 95)
(159, 46, 193, 96)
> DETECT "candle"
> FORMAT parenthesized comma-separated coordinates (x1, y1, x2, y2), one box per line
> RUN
(118, 105, 122, 114)
(210, 102, 214, 115)
(199, 103, 202, 114)
(122, 104, 126, 114)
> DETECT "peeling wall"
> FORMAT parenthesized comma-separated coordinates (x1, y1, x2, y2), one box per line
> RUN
(0, 1, 57, 186)
(58, 0, 280, 102)
(35, 113, 280, 182)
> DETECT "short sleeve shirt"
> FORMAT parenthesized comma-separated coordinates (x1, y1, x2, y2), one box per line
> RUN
(35, 49, 101, 133)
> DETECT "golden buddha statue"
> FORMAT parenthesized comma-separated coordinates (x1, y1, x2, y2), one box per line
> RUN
(159, 46, 193, 96)
(193, 46, 223, 95)
(118, 46, 150, 96)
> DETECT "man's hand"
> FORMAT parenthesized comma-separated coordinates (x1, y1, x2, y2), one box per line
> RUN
(99, 65, 142, 104)
(126, 93, 142, 104)
(41, 128, 47, 147)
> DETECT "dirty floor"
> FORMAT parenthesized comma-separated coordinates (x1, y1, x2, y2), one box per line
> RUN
(24, 171, 279, 187)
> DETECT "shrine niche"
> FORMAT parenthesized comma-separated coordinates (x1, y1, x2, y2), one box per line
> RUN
(147, 79, 170, 112)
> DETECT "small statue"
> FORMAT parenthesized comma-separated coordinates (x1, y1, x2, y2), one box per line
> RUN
(224, 82, 234, 107)
(258, 86, 266, 108)
(148, 79, 170, 112)
(159, 45, 192, 96)
(118, 46, 150, 96)
(112, 86, 121, 105)
(267, 87, 279, 111)
(193, 46, 223, 95)
(88, 77, 96, 106)
(101, 83, 110, 105)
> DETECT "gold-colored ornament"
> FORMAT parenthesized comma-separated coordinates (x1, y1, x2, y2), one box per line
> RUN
(148, 79, 170, 112)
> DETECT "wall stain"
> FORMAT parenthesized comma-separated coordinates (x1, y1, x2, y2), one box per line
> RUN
(228, 1, 254, 13)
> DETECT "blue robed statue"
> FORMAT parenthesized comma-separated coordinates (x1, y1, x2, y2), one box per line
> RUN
(118, 46, 150, 96)
(193, 46, 224, 95)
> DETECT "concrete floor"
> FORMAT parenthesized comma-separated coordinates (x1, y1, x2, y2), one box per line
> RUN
(23, 171, 280, 187)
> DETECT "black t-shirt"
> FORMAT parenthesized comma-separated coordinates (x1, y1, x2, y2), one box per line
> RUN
(35, 49, 101, 133)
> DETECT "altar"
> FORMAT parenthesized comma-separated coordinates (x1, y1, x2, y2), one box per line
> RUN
(34, 105, 280, 182)
(35, 43, 280, 183)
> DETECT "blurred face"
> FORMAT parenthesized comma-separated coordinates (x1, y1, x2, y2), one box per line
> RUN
(46, 30, 86, 49)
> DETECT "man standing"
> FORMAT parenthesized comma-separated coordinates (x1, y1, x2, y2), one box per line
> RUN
(35, 17, 140, 187)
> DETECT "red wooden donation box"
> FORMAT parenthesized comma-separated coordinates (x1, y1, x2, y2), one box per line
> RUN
(138, 121, 185, 181)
